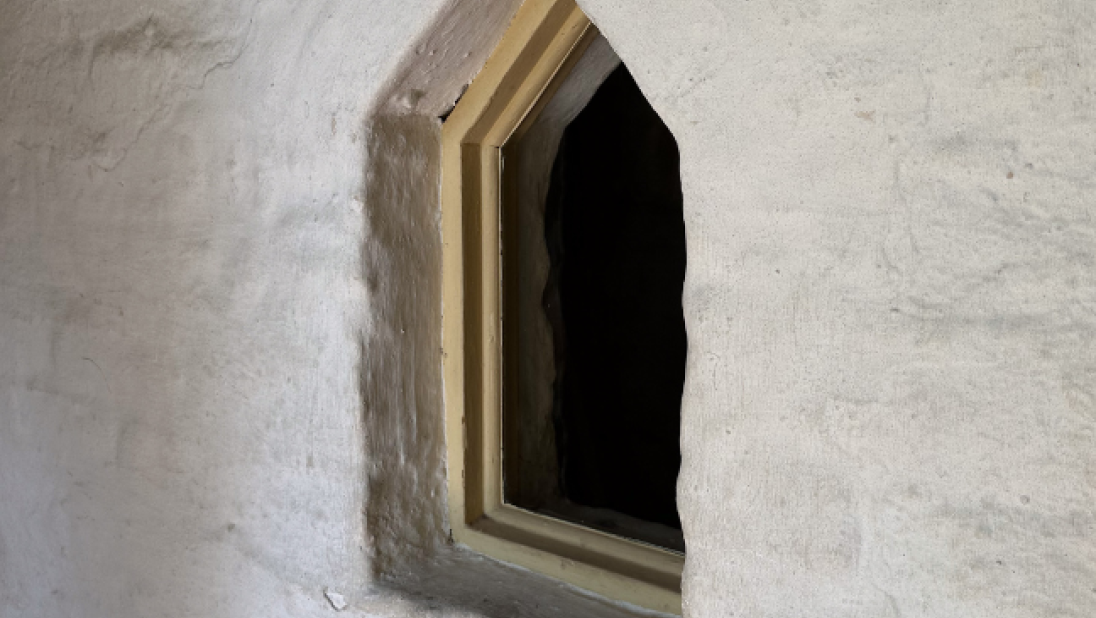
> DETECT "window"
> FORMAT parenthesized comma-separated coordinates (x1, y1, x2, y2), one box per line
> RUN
(441, 0, 684, 613)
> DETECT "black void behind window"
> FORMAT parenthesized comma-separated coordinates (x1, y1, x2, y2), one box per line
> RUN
(514, 64, 687, 550)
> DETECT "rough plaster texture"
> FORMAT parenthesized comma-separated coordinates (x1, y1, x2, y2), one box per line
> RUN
(576, 0, 1096, 616)
(2, 0, 1095, 617)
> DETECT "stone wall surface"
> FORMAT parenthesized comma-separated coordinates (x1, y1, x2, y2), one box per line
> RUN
(1, 0, 1094, 616)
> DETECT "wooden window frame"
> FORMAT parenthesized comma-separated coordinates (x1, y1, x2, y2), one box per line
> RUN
(440, 0, 684, 613)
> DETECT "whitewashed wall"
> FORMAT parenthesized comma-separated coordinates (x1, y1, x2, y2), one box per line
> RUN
(2, 0, 1094, 617)
(579, 0, 1096, 615)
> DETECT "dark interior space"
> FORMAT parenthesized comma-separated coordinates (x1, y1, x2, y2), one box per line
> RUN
(541, 64, 687, 533)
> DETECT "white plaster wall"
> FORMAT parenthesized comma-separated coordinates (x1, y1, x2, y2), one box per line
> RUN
(578, 0, 1096, 616)
(0, 0, 451, 613)
(2, 0, 1095, 617)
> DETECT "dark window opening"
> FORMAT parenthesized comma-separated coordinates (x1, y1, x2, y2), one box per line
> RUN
(535, 64, 687, 549)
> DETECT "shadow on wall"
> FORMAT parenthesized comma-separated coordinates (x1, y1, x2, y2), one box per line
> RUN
(360, 112, 448, 574)
(357, 0, 522, 589)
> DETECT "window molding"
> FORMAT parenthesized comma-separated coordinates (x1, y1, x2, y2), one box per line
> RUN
(440, 0, 684, 613)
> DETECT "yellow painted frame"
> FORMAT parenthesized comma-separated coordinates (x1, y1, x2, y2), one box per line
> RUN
(440, 0, 684, 613)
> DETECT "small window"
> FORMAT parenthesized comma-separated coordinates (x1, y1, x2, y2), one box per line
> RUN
(441, 0, 684, 613)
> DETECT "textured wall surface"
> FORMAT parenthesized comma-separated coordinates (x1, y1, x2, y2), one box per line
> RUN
(579, 0, 1096, 616)
(2, 0, 1095, 616)
(0, 0, 438, 613)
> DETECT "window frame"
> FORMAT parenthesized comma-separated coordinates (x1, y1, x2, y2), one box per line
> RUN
(440, 0, 684, 613)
